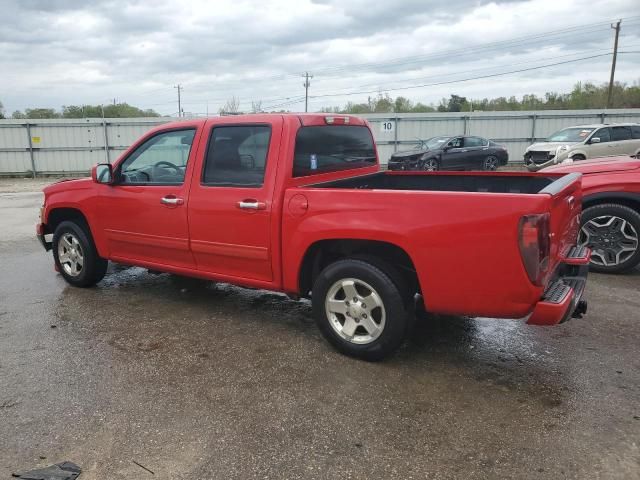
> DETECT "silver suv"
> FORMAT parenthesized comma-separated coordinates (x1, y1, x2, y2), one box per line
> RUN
(524, 123, 640, 171)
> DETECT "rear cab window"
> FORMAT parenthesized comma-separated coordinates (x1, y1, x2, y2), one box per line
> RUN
(293, 126, 376, 177)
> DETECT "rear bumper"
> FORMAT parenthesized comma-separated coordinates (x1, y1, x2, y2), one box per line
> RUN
(36, 223, 52, 251)
(527, 248, 591, 326)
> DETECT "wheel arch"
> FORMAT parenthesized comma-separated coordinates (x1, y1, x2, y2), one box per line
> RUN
(583, 192, 640, 212)
(44, 206, 106, 256)
(297, 239, 419, 299)
(45, 207, 90, 234)
(567, 147, 588, 160)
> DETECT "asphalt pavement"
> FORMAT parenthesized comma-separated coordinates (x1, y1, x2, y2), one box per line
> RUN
(0, 190, 638, 479)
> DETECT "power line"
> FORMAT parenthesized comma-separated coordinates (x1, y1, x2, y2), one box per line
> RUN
(308, 53, 616, 100)
(313, 46, 624, 95)
(307, 17, 640, 78)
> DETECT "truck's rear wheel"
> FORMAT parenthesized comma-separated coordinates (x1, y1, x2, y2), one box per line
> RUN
(579, 204, 640, 273)
(53, 220, 108, 287)
(312, 259, 410, 361)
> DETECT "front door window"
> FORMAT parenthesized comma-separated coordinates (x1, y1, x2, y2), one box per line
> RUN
(119, 129, 196, 184)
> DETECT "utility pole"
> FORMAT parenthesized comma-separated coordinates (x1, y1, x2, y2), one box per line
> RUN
(607, 19, 621, 109)
(174, 84, 182, 117)
(302, 72, 313, 112)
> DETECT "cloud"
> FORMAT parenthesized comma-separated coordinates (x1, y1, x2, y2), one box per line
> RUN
(0, 0, 638, 115)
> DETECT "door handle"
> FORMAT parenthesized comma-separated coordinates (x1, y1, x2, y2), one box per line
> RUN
(160, 195, 184, 206)
(238, 200, 266, 210)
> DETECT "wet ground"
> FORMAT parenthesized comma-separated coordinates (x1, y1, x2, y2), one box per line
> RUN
(0, 191, 639, 480)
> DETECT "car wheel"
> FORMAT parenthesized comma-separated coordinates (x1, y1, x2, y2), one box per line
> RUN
(483, 155, 499, 171)
(53, 220, 108, 287)
(578, 204, 640, 273)
(422, 158, 439, 171)
(312, 259, 411, 361)
(571, 154, 586, 161)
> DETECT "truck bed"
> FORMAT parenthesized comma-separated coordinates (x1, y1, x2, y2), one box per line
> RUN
(309, 171, 560, 195)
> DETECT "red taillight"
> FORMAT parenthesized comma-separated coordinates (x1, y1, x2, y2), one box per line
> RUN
(518, 214, 550, 286)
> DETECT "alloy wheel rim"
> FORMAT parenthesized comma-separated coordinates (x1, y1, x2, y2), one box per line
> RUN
(325, 278, 386, 345)
(484, 156, 498, 170)
(579, 215, 639, 266)
(57, 233, 84, 277)
(423, 159, 438, 171)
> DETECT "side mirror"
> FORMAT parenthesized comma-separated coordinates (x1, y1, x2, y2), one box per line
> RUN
(92, 163, 113, 184)
(590, 137, 601, 144)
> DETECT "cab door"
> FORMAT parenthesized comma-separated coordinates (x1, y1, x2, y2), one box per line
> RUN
(97, 125, 202, 269)
(187, 117, 283, 283)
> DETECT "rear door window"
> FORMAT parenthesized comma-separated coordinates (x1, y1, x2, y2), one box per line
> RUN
(464, 137, 486, 148)
(293, 126, 376, 177)
(611, 126, 632, 141)
(631, 126, 640, 139)
(202, 125, 271, 187)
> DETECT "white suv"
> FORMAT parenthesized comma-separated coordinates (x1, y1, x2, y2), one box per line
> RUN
(524, 123, 640, 171)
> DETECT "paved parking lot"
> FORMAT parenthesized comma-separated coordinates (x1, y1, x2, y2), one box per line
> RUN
(0, 186, 639, 479)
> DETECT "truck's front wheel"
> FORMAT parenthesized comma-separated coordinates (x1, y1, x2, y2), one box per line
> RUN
(53, 220, 108, 287)
(312, 259, 410, 361)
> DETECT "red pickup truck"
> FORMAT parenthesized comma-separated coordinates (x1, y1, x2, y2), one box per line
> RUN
(546, 156, 640, 273)
(37, 114, 590, 360)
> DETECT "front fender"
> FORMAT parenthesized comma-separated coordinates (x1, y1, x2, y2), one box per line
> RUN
(41, 181, 105, 256)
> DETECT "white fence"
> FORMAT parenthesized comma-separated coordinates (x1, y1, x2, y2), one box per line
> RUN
(1, 109, 639, 176)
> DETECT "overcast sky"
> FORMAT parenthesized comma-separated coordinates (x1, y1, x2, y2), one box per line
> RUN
(1, 0, 639, 116)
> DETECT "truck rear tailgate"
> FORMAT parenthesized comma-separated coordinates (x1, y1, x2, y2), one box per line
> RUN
(526, 172, 590, 325)
(539, 172, 584, 283)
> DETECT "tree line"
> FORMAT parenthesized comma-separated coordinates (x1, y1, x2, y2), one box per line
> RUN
(1, 81, 638, 119)
(0, 102, 160, 119)
(320, 81, 640, 114)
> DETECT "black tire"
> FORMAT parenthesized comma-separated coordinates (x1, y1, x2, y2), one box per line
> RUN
(52, 220, 108, 287)
(483, 155, 499, 171)
(571, 154, 586, 161)
(421, 157, 439, 171)
(312, 259, 411, 361)
(580, 204, 640, 274)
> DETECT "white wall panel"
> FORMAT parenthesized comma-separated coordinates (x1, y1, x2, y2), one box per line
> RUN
(1, 110, 639, 174)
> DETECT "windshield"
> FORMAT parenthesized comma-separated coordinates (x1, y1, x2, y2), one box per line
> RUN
(424, 136, 451, 149)
(547, 127, 595, 142)
(293, 125, 376, 177)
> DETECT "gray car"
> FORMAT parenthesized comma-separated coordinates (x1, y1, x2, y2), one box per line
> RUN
(524, 123, 640, 171)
